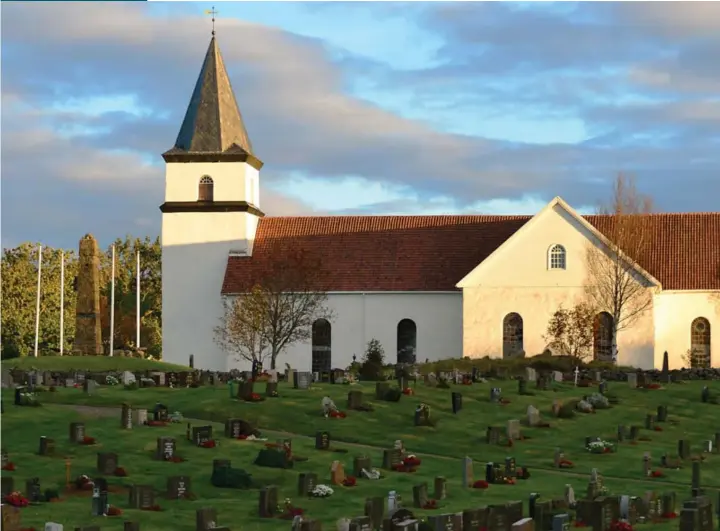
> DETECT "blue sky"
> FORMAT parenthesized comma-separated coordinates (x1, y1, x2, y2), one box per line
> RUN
(2, 2, 719, 249)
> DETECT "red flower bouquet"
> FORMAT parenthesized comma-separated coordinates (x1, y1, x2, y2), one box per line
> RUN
(558, 459, 574, 468)
(662, 512, 677, 519)
(342, 476, 357, 487)
(643, 384, 661, 390)
(4, 491, 29, 507)
(2, 462, 16, 471)
(392, 455, 422, 472)
(329, 410, 347, 419)
(200, 440, 217, 449)
(423, 499, 438, 509)
(146, 420, 168, 427)
(236, 435, 248, 440)
(402, 388, 414, 395)
(574, 522, 587, 528)
(113, 467, 128, 477)
(279, 500, 305, 520)
(141, 504, 163, 512)
(650, 470, 665, 478)
(75, 475, 94, 491)
(169, 456, 185, 463)
(499, 399, 511, 405)
(503, 477, 516, 485)
(472, 480, 489, 489)
(107, 505, 123, 516)
(654, 426, 663, 432)
(611, 521, 633, 531)
(81, 436, 96, 445)
(244, 392, 264, 403)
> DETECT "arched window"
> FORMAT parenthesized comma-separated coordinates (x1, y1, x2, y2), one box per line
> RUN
(502, 313, 523, 358)
(690, 317, 711, 368)
(593, 312, 614, 361)
(311, 319, 332, 373)
(198, 176, 214, 202)
(548, 244, 567, 270)
(397, 319, 417, 364)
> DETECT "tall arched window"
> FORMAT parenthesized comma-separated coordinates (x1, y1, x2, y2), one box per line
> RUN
(548, 244, 567, 270)
(690, 317, 711, 368)
(593, 312, 614, 361)
(502, 313, 524, 358)
(311, 319, 332, 373)
(198, 176, 214, 202)
(397, 319, 417, 364)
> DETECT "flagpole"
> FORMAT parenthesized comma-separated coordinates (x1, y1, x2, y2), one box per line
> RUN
(136, 250, 141, 349)
(60, 250, 65, 356)
(109, 245, 116, 357)
(33, 245, 43, 358)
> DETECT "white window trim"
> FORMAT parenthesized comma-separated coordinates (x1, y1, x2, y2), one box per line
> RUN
(547, 244, 567, 270)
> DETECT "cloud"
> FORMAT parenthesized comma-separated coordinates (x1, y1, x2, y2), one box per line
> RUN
(1, 2, 718, 249)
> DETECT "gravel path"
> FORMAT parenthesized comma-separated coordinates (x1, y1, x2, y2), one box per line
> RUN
(55, 403, 701, 488)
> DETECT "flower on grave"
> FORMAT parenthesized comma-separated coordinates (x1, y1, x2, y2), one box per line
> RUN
(107, 505, 123, 516)
(610, 521, 633, 531)
(472, 480, 489, 489)
(573, 522, 587, 528)
(361, 468, 382, 480)
(169, 456, 185, 463)
(113, 467, 128, 477)
(236, 435, 248, 440)
(586, 440, 615, 454)
(245, 392, 264, 402)
(423, 499, 438, 509)
(507, 439, 515, 448)
(3, 491, 29, 507)
(310, 484, 334, 497)
(146, 420, 168, 427)
(402, 388, 414, 395)
(80, 436, 96, 445)
(650, 470, 665, 478)
(329, 410, 347, 419)
(269, 390, 279, 397)
(2, 462, 16, 471)
(558, 459, 574, 468)
(503, 477, 516, 485)
(653, 426, 663, 432)
(517, 467, 531, 479)
(415, 403, 430, 415)
(75, 475, 94, 490)
(643, 383, 661, 390)
(661, 512, 677, 519)
(141, 504, 163, 511)
(403, 455, 421, 468)
(499, 398, 511, 405)
(105, 375, 119, 386)
(342, 475, 357, 487)
(200, 440, 217, 449)
(169, 412, 184, 423)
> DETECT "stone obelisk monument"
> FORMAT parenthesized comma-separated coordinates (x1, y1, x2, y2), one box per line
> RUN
(74, 234, 103, 355)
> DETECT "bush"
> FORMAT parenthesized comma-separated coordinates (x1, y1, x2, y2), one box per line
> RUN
(211, 467, 255, 489)
(254, 449, 293, 469)
(558, 400, 578, 419)
(383, 388, 402, 402)
(359, 339, 385, 381)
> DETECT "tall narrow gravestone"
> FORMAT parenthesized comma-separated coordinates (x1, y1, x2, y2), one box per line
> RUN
(74, 234, 102, 355)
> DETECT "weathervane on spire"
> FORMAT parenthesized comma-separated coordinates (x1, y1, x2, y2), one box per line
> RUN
(205, 6, 219, 36)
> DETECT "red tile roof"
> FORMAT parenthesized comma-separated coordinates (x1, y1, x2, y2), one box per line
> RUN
(221, 213, 720, 294)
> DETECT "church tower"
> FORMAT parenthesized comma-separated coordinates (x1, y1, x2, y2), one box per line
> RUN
(160, 35, 263, 370)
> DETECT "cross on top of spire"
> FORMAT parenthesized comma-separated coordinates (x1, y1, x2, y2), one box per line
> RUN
(205, 6, 219, 36)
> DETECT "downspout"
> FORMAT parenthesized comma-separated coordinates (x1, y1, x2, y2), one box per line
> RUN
(362, 292, 367, 352)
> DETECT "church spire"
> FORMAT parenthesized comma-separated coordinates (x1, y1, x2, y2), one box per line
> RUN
(163, 36, 262, 168)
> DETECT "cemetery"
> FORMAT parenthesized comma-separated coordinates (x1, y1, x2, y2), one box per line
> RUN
(1, 361, 719, 531)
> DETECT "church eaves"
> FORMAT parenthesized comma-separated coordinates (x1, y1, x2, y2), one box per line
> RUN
(163, 36, 263, 169)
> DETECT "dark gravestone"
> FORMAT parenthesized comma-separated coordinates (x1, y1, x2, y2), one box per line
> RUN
(451, 392, 463, 414)
(1, 476, 14, 497)
(166, 476, 191, 499)
(691, 461, 702, 496)
(156, 437, 176, 461)
(657, 405, 668, 422)
(298, 472, 318, 496)
(97, 452, 118, 475)
(463, 508, 489, 531)
(365, 497, 384, 530)
(224, 418, 252, 438)
(679, 439, 691, 460)
(25, 477, 42, 503)
(349, 516, 373, 531)
(124, 522, 140, 531)
(347, 390, 364, 410)
(487, 506, 509, 531)
(434, 476, 447, 500)
(196, 507, 217, 531)
(382, 448, 402, 470)
(259, 485, 279, 517)
(353, 455, 371, 476)
(69, 422, 85, 443)
(128, 484, 155, 509)
(39, 436, 55, 456)
(413, 483, 429, 508)
(375, 382, 390, 400)
(191, 426, 213, 446)
(315, 431, 330, 450)
(265, 381, 278, 396)
(429, 513, 461, 531)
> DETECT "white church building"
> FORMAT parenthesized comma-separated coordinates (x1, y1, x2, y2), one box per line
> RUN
(161, 36, 720, 372)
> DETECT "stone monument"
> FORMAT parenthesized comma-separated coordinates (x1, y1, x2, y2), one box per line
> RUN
(74, 234, 103, 355)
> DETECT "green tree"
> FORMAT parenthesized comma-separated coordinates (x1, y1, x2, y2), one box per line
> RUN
(359, 339, 386, 381)
(1, 243, 78, 358)
(543, 303, 595, 363)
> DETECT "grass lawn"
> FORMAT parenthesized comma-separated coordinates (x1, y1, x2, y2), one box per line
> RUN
(1, 356, 190, 372)
(2, 379, 718, 530)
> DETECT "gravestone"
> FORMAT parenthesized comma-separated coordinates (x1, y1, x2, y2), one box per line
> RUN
(315, 431, 330, 450)
(527, 405, 540, 427)
(39, 436, 55, 456)
(507, 419, 521, 440)
(1, 476, 14, 497)
(433, 476, 447, 500)
(298, 473, 318, 496)
(553, 514, 570, 531)
(656, 405, 667, 422)
(365, 497, 384, 529)
(347, 391, 364, 410)
(26, 477, 42, 503)
(514, 517, 535, 531)
(462, 456, 473, 487)
(678, 439, 691, 460)
(166, 475, 191, 499)
(121, 403, 133, 429)
(412, 483, 428, 508)
(382, 448, 403, 470)
(259, 485, 279, 517)
(627, 374, 637, 388)
(428, 513, 461, 531)
(330, 461, 345, 485)
(349, 517, 372, 531)
(196, 507, 218, 531)
(451, 392, 463, 414)
(463, 508, 489, 531)
(97, 452, 118, 475)
(69, 422, 85, 443)
(156, 437, 176, 461)
(294, 371, 311, 390)
(134, 408, 148, 426)
(73, 234, 102, 355)
(128, 484, 155, 509)
(353, 455, 371, 477)
(191, 426, 213, 447)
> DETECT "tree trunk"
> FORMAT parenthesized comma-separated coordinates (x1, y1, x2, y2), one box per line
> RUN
(270, 347, 279, 370)
(611, 323, 619, 364)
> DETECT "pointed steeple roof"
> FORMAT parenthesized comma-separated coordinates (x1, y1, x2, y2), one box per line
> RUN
(163, 36, 262, 168)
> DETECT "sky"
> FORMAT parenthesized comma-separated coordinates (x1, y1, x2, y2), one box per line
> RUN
(2, 1, 719, 249)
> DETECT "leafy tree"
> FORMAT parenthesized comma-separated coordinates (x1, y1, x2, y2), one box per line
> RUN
(359, 338, 386, 380)
(218, 244, 333, 369)
(543, 303, 595, 362)
(1, 243, 78, 357)
(584, 174, 655, 363)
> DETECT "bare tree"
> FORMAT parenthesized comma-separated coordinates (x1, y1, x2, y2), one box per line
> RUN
(584, 174, 655, 363)
(218, 245, 334, 370)
(543, 303, 596, 363)
(214, 288, 271, 366)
